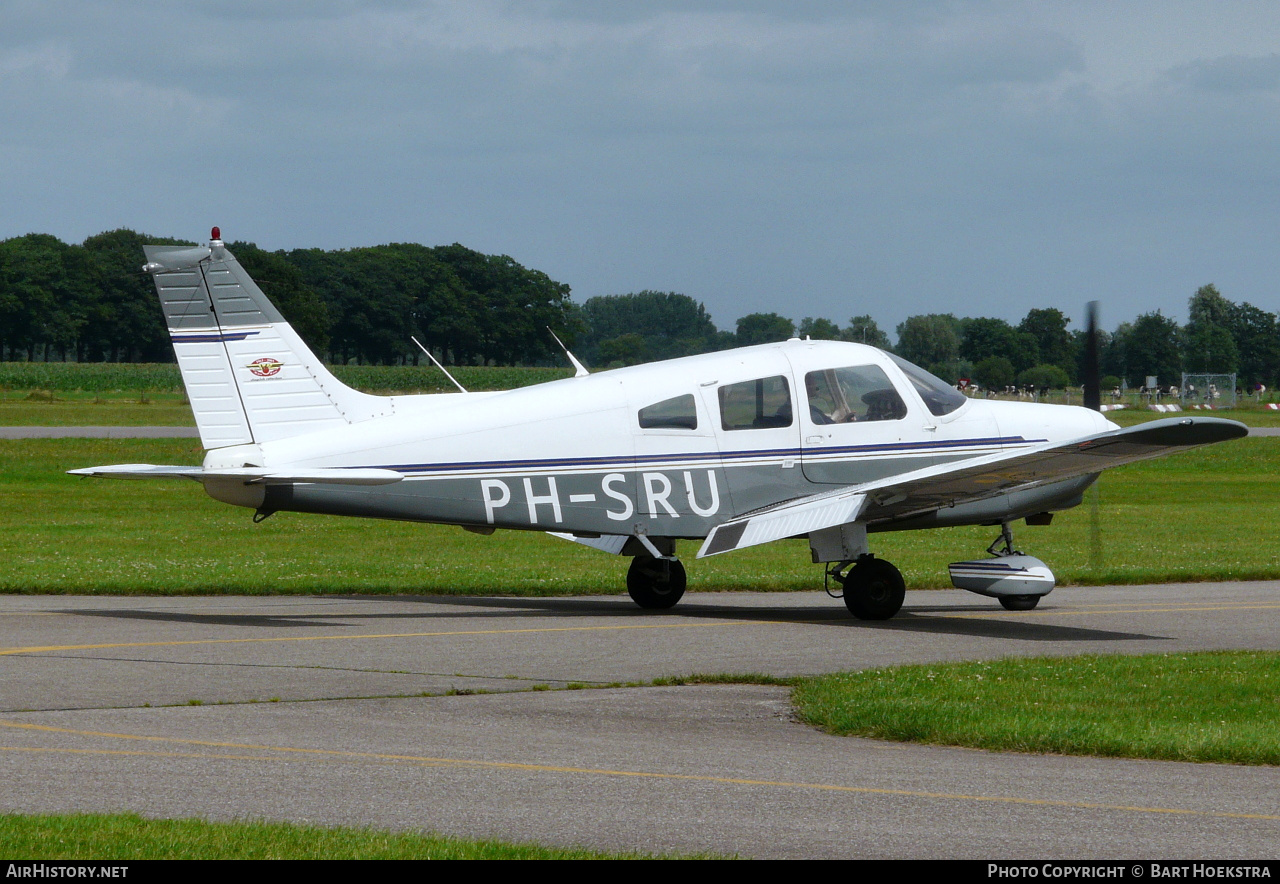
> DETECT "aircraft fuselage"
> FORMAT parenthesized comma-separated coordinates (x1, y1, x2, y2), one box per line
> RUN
(204, 340, 1115, 540)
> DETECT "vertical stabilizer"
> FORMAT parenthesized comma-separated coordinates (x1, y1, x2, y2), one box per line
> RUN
(143, 232, 391, 449)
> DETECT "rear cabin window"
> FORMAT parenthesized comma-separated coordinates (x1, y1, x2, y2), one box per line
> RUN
(719, 376, 793, 430)
(805, 365, 907, 423)
(638, 394, 698, 430)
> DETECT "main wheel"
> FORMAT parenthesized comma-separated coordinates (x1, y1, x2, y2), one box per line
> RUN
(999, 594, 1040, 611)
(842, 557, 905, 620)
(627, 556, 687, 609)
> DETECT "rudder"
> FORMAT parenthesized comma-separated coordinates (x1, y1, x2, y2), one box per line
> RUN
(143, 229, 390, 449)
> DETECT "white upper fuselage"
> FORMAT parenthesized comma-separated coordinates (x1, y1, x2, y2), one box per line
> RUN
(209, 339, 1117, 538)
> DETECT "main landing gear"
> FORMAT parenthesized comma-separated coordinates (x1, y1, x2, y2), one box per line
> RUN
(827, 555, 905, 621)
(627, 555, 687, 609)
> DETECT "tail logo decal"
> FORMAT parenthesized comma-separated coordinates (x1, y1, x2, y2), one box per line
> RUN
(247, 357, 284, 377)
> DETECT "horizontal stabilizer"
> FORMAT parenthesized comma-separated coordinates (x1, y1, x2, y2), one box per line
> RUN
(68, 464, 403, 486)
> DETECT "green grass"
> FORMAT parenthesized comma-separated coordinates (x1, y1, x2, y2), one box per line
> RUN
(1104, 405, 1280, 427)
(793, 652, 1280, 765)
(0, 364, 577, 426)
(0, 362, 576, 393)
(3, 435, 1277, 594)
(0, 812, 683, 859)
(0, 391, 196, 426)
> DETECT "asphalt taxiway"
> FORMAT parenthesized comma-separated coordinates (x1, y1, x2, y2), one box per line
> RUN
(1, 584, 1277, 859)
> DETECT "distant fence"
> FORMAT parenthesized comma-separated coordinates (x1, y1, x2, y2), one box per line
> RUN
(1181, 373, 1237, 409)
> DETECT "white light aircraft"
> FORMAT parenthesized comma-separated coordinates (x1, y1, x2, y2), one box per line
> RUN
(71, 230, 1248, 619)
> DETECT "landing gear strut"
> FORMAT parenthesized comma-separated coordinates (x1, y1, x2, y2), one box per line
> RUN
(987, 523, 1041, 610)
(829, 555, 905, 620)
(987, 522, 1021, 557)
(627, 555, 687, 609)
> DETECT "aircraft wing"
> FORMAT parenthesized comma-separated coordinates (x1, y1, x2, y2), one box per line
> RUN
(698, 416, 1247, 558)
(67, 464, 404, 485)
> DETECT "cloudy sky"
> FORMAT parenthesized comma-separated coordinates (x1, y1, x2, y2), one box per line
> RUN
(2, 1, 1278, 338)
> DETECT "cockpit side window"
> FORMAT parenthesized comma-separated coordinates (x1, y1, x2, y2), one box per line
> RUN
(719, 376, 793, 430)
(887, 353, 968, 416)
(805, 365, 907, 424)
(638, 394, 698, 430)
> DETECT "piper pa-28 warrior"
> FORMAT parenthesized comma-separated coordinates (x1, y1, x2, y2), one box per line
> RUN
(72, 230, 1248, 619)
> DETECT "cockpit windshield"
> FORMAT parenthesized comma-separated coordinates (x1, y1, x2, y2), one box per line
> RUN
(887, 353, 968, 416)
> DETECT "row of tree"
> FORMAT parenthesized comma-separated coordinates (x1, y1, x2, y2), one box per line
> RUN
(884, 286, 1279, 390)
(579, 288, 1279, 390)
(579, 288, 1280, 390)
(0, 230, 580, 367)
(2, 230, 1276, 388)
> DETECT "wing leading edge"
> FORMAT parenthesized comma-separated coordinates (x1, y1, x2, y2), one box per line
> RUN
(697, 416, 1248, 558)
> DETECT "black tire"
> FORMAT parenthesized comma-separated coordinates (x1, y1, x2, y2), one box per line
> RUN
(842, 558, 905, 620)
(999, 594, 1040, 611)
(627, 556, 687, 609)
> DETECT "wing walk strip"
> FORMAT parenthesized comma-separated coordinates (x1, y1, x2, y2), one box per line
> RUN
(0, 722, 1274, 822)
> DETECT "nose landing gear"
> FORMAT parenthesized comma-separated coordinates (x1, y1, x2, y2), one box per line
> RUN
(949, 522, 1056, 611)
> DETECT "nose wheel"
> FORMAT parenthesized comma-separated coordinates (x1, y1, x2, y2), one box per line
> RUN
(627, 555, 687, 609)
(948, 523, 1055, 610)
(831, 556, 905, 620)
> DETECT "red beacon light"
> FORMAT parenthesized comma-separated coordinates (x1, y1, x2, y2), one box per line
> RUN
(211, 226, 221, 241)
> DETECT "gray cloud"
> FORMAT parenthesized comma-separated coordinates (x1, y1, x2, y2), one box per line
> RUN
(1167, 52, 1280, 93)
(1, 1, 1277, 336)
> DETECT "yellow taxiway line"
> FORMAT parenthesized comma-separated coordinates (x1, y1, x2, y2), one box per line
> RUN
(0, 720, 1275, 822)
(0, 620, 742, 656)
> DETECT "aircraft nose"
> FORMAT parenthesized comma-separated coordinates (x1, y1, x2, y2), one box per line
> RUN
(1091, 407, 1121, 434)
(1061, 404, 1118, 438)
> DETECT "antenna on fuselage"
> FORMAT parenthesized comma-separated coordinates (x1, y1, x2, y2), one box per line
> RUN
(410, 336, 468, 393)
(547, 327, 589, 378)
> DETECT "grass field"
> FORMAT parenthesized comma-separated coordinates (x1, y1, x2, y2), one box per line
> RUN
(794, 651, 1280, 765)
(0, 391, 195, 426)
(3, 434, 1277, 594)
(0, 812, 686, 859)
(0, 363, 576, 426)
